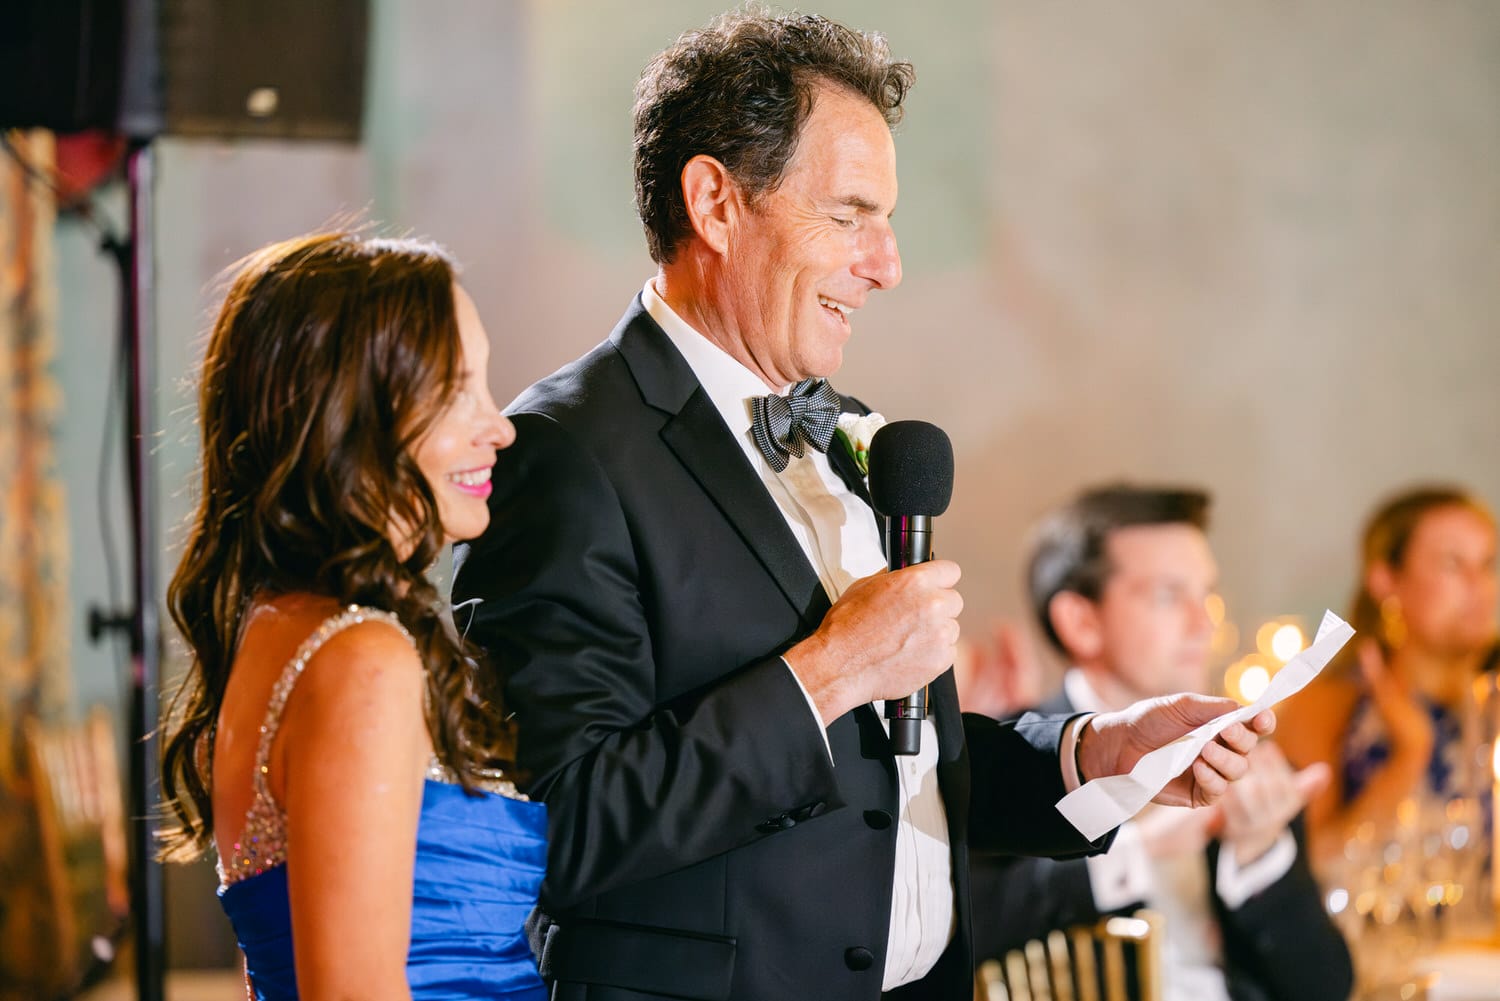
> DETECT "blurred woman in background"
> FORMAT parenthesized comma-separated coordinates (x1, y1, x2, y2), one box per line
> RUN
(1280, 486, 1497, 869)
(158, 232, 546, 1000)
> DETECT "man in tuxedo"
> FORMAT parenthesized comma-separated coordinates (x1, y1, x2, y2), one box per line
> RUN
(453, 12, 1271, 1001)
(969, 485, 1353, 1001)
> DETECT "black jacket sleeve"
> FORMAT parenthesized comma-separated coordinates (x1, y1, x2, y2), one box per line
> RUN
(964, 711, 1117, 859)
(1212, 822, 1354, 1001)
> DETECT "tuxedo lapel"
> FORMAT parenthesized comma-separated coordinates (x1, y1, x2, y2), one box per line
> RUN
(661, 393, 832, 630)
(612, 300, 831, 631)
(930, 669, 964, 760)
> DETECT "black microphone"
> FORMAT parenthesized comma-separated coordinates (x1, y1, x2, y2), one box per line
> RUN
(867, 420, 955, 756)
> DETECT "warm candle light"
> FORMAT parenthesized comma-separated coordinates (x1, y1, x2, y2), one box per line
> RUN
(1270, 623, 1306, 663)
(1239, 664, 1271, 702)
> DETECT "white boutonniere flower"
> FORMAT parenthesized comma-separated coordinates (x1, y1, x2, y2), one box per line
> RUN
(835, 412, 886, 477)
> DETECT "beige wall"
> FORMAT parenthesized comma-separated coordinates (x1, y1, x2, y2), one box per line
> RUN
(942, 1, 1500, 664)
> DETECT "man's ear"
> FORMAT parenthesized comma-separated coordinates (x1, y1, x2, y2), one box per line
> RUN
(680, 154, 740, 256)
(1049, 591, 1104, 664)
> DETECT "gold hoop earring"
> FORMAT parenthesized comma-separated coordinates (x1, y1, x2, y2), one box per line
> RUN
(1380, 595, 1407, 650)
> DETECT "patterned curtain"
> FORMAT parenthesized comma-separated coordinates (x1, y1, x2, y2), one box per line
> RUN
(0, 129, 73, 992)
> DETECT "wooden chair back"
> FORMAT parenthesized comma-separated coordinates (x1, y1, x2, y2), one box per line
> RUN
(24, 706, 129, 994)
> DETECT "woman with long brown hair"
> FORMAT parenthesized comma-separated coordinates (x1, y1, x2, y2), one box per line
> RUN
(1279, 486, 1497, 869)
(159, 232, 546, 999)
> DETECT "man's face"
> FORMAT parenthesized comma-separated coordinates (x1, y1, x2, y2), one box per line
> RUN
(721, 81, 902, 386)
(1091, 524, 1219, 700)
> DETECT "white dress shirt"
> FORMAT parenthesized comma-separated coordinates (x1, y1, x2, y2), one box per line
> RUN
(642, 280, 955, 989)
(1063, 670, 1296, 1001)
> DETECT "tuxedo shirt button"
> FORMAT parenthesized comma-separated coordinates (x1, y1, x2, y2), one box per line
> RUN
(863, 809, 893, 830)
(844, 946, 874, 971)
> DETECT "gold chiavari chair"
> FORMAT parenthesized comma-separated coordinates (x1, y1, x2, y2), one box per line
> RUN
(24, 706, 129, 996)
(976, 909, 1164, 1001)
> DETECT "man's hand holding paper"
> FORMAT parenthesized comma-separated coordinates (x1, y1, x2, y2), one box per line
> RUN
(1078, 692, 1276, 811)
(1062, 610, 1355, 841)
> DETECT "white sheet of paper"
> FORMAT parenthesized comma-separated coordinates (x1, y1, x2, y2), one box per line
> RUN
(1055, 610, 1355, 842)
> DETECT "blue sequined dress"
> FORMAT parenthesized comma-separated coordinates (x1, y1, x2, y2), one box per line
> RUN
(215, 606, 548, 1000)
(1339, 692, 1466, 803)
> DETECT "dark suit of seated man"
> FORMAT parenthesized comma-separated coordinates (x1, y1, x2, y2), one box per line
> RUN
(969, 485, 1354, 1001)
(453, 13, 1276, 1000)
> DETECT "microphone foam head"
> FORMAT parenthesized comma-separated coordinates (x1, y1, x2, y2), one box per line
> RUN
(867, 420, 954, 516)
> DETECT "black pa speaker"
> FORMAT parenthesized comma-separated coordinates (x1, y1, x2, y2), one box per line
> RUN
(0, 0, 368, 142)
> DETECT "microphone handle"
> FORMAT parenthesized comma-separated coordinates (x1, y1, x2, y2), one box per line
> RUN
(886, 514, 932, 755)
(888, 687, 927, 754)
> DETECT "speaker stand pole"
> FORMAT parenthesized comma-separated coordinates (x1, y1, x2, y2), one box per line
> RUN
(123, 137, 166, 1001)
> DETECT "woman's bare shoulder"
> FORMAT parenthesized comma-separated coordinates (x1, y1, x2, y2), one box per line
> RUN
(237, 596, 425, 740)
(289, 609, 423, 705)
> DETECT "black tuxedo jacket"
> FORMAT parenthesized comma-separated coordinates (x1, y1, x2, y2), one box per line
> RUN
(452, 298, 1110, 1001)
(970, 690, 1353, 1001)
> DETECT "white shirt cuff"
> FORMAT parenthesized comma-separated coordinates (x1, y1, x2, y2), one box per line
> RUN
(1060, 713, 1095, 792)
(781, 657, 834, 763)
(1085, 820, 1153, 911)
(1215, 830, 1296, 910)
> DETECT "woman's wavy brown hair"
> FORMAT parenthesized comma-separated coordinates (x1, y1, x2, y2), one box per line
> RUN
(159, 231, 514, 861)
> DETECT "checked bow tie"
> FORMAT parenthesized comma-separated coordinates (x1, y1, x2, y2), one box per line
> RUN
(749, 378, 843, 473)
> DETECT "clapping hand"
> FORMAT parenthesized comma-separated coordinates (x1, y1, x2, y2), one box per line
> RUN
(1220, 741, 1330, 864)
(1356, 638, 1434, 760)
(952, 620, 1043, 718)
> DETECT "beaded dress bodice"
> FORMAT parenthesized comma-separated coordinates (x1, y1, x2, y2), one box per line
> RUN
(212, 605, 548, 1000)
